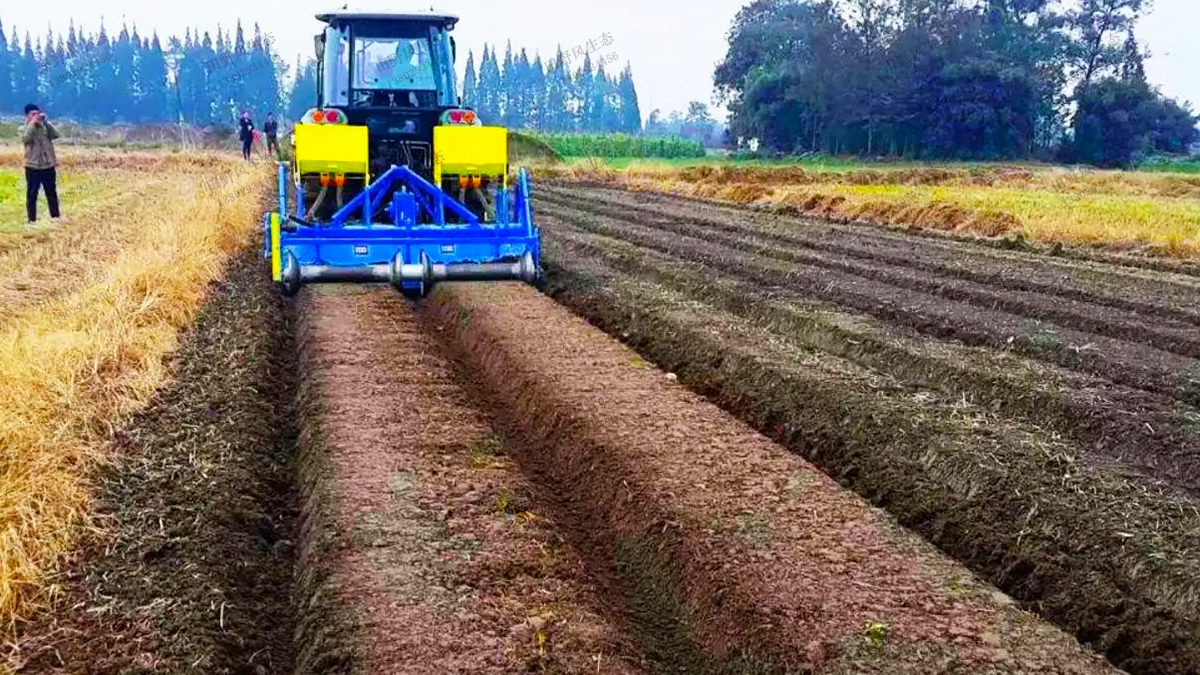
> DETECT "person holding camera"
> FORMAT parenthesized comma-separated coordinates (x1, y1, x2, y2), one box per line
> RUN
(20, 103, 63, 227)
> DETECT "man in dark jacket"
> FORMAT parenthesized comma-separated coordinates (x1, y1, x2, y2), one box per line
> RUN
(20, 103, 63, 227)
(263, 113, 280, 159)
(238, 109, 255, 160)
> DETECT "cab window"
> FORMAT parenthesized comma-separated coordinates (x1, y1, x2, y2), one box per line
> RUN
(353, 36, 436, 91)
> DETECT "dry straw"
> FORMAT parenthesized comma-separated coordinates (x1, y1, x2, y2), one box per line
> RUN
(530, 159, 1200, 258)
(0, 149, 270, 638)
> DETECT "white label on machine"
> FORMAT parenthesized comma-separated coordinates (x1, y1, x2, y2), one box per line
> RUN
(354, 245, 369, 255)
(441, 245, 454, 253)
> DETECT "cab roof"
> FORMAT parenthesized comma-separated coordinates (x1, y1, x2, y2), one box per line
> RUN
(316, 6, 458, 27)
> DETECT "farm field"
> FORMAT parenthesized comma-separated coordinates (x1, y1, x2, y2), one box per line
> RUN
(532, 158, 1200, 260)
(2, 146, 1200, 675)
(0, 144, 271, 642)
(533, 183, 1200, 673)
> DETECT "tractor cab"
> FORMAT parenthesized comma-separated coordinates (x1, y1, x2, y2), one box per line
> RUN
(311, 8, 468, 183)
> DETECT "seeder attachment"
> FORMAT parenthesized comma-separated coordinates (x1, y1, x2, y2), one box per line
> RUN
(263, 161, 541, 298)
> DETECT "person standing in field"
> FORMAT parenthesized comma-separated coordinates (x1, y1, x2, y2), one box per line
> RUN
(263, 113, 280, 159)
(238, 109, 255, 161)
(20, 103, 64, 228)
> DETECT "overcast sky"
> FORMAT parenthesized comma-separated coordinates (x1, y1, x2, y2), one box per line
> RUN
(1, 0, 1196, 123)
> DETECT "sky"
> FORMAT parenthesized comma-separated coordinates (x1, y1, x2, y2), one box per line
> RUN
(0, 0, 1196, 124)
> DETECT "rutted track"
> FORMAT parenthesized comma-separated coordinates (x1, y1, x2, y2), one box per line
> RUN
(291, 284, 648, 674)
(290, 281, 1119, 673)
(533, 183, 1200, 675)
(535, 184, 1200, 490)
(535, 187, 1200, 408)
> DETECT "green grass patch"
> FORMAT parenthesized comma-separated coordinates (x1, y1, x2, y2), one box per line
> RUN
(1138, 157, 1200, 174)
(0, 170, 18, 201)
(0, 167, 124, 232)
(532, 132, 706, 159)
(0, 169, 24, 229)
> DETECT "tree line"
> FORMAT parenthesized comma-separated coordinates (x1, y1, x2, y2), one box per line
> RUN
(0, 15, 646, 137)
(0, 17, 283, 125)
(287, 40, 644, 134)
(715, 0, 1200, 167)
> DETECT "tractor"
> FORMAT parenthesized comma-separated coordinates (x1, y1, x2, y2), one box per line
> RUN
(263, 7, 541, 298)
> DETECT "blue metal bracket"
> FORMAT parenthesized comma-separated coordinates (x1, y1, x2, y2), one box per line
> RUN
(265, 161, 541, 297)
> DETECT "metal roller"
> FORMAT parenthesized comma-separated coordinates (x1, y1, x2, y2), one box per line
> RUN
(279, 250, 538, 297)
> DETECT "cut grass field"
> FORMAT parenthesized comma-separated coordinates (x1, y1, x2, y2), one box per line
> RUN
(532, 157, 1200, 259)
(0, 146, 272, 635)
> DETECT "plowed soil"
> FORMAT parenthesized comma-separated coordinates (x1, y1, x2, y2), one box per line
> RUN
(286, 281, 1117, 673)
(290, 283, 648, 674)
(420, 282, 1116, 674)
(11, 183, 1170, 674)
(533, 183, 1200, 675)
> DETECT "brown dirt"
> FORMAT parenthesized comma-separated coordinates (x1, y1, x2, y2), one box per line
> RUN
(532, 184, 1200, 675)
(536, 185, 1200, 481)
(3, 246, 299, 674)
(536, 187, 1200, 406)
(546, 185, 1200, 321)
(545, 222, 1200, 498)
(290, 283, 648, 674)
(555, 177, 1200, 277)
(421, 281, 1119, 674)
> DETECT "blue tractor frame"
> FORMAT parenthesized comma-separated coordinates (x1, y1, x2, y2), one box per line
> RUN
(263, 160, 541, 298)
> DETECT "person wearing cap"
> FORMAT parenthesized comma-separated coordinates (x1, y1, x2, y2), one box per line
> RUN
(19, 103, 64, 227)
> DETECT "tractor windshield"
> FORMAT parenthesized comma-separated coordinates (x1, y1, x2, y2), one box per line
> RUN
(342, 21, 457, 107)
(354, 36, 436, 91)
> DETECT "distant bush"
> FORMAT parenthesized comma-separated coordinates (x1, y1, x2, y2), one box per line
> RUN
(533, 132, 706, 159)
(508, 131, 564, 164)
(1137, 154, 1200, 174)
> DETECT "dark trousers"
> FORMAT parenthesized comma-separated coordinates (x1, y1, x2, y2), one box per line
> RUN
(25, 167, 60, 222)
(267, 134, 279, 156)
(241, 137, 253, 159)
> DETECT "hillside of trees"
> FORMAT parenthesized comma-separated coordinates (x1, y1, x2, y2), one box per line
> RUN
(0, 16, 647, 137)
(716, 0, 1200, 167)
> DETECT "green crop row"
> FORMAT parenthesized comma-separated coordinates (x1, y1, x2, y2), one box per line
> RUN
(532, 132, 706, 159)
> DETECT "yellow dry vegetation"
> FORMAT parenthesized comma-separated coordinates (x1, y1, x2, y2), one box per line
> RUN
(534, 160, 1200, 257)
(0, 146, 271, 635)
